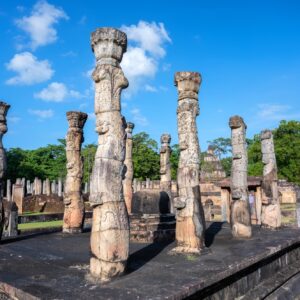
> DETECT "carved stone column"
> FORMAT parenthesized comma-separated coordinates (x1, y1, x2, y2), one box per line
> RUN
(89, 27, 129, 282)
(261, 130, 281, 228)
(123, 122, 134, 214)
(160, 133, 173, 212)
(0, 101, 10, 239)
(172, 72, 206, 254)
(229, 116, 252, 238)
(63, 111, 87, 233)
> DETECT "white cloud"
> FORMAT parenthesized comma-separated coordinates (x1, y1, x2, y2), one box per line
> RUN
(28, 109, 53, 119)
(87, 112, 95, 120)
(120, 21, 171, 97)
(121, 21, 171, 58)
(34, 82, 83, 102)
(257, 104, 298, 121)
(7, 116, 21, 123)
(145, 84, 158, 92)
(15, 0, 68, 49)
(5, 52, 54, 85)
(130, 108, 148, 126)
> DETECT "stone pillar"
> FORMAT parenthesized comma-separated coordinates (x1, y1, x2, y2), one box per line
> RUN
(172, 72, 206, 254)
(34, 177, 42, 195)
(137, 181, 141, 191)
(58, 178, 62, 197)
(45, 178, 51, 196)
(89, 27, 129, 282)
(160, 133, 173, 213)
(146, 178, 150, 189)
(51, 180, 56, 194)
(133, 179, 137, 193)
(6, 180, 11, 201)
(12, 183, 24, 214)
(255, 186, 262, 225)
(221, 188, 230, 223)
(229, 116, 252, 238)
(261, 130, 281, 228)
(123, 122, 134, 214)
(84, 182, 88, 194)
(0, 101, 10, 239)
(26, 180, 31, 195)
(63, 111, 87, 233)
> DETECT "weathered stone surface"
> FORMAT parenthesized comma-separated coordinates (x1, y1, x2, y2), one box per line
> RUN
(12, 184, 25, 214)
(0, 101, 9, 239)
(89, 27, 129, 282)
(261, 130, 281, 228)
(33, 177, 42, 195)
(229, 116, 252, 238)
(132, 190, 170, 214)
(172, 72, 206, 254)
(160, 133, 173, 212)
(63, 111, 87, 233)
(123, 122, 134, 214)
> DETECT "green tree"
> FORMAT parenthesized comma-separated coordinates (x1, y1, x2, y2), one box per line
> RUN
(170, 144, 179, 180)
(132, 132, 160, 180)
(207, 137, 231, 159)
(82, 144, 97, 183)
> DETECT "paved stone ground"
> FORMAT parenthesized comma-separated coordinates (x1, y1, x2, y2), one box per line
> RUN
(1, 222, 300, 299)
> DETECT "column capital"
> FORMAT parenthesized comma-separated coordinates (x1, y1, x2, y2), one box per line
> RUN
(66, 111, 88, 130)
(0, 101, 10, 134)
(160, 133, 171, 145)
(174, 72, 202, 100)
(91, 27, 127, 65)
(229, 115, 247, 130)
(260, 129, 272, 141)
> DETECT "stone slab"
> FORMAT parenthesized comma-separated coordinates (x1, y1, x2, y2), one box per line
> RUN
(1, 223, 300, 299)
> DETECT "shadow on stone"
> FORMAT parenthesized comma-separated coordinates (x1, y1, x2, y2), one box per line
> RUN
(205, 222, 225, 247)
(127, 240, 173, 274)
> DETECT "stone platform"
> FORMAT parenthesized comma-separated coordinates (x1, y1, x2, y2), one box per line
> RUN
(1, 223, 300, 299)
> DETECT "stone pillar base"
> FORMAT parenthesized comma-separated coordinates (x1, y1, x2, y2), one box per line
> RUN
(89, 257, 126, 283)
(232, 223, 252, 238)
(62, 227, 82, 234)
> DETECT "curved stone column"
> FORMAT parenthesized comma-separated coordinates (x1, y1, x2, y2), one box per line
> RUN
(229, 116, 252, 238)
(0, 101, 10, 240)
(172, 72, 206, 254)
(123, 122, 134, 214)
(261, 130, 281, 228)
(63, 111, 87, 233)
(89, 27, 129, 282)
(160, 133, 173, 212)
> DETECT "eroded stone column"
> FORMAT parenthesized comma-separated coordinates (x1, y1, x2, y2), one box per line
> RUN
(261, 130, 281, 228)
(89, 27, 129, 282)
(0, 101, 10, 239)
(172, 72, 206, 254)
(229, 116, 252, 238)
(160, 133, 173, 212)
(123, 122, 134, 214)
(63, 111, 87, 233)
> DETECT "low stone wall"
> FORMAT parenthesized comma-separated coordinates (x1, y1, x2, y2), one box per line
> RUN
(130, 213, 176, 243)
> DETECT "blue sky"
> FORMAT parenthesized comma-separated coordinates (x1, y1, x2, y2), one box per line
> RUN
(1, 0, 300, 150)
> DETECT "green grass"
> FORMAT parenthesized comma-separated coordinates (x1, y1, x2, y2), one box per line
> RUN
(18, 220, 63, 230)
(21, 212, 61, 216)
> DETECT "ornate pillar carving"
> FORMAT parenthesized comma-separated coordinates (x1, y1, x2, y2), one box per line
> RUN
(89, 27, 129, 282)
(63, 111, 87, 233)
(229, 116, 252, 238)
(160, 133, 173, 212)
(172, 72, 206, 254)
(261, 130, 281, 228)
(123, 122, 134, 214)
(0, 101, 10, 239)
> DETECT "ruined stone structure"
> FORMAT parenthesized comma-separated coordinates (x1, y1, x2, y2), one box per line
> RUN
(201, 146, 226, 181)
(229, 116, 252, 238)
(63, 111, 87, 233)
(172, 72, 206, 254)
(123, 122, 134, 214)
(0, 101, 10, 239)
(261, 130, 281, 228)
(160, 133, 173, 212)
(89, 27, 129, 281)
